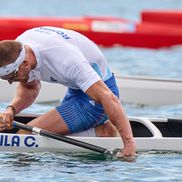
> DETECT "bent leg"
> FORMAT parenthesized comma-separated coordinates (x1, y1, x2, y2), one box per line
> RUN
(17, 109, 69, 134)
(16, 109, 119, 137)
(95, 120, 120, 137)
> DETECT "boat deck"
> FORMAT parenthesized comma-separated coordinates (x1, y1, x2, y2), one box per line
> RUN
(3, 114, 181, 138)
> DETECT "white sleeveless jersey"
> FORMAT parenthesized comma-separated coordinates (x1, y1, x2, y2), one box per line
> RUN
(16, 26, 112, 92)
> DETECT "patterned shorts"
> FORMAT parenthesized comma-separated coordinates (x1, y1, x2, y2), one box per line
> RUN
(56, 74, 119, 133)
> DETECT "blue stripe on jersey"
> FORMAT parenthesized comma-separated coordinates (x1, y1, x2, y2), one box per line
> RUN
(91, 63, 112, 81)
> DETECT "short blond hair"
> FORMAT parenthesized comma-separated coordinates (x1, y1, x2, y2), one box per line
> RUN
(0, 40, 22, 67)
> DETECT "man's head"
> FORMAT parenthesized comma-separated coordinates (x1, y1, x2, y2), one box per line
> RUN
(0, 40, 30, 84)
(0, 40, 22, 67)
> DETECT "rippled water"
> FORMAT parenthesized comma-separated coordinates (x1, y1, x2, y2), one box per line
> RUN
(0, 151, 182, 182)
(103, 46, 182, 79)
(0, 0, 182, 181)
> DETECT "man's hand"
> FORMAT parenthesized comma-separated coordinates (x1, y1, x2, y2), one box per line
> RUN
(113, 141, 137, 162)
(121, 141, 137, 161)
(0, 107, 14, 131)
(0, 114, 7, 131)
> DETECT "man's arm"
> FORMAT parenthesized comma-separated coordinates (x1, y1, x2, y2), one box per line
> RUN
(8, 80, 41, 114)
(85, 80, 136, 158)
(0, 80, 41, 130)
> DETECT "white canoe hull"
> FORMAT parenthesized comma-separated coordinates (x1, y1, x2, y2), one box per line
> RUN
(0, 115, 182, 152)
(0, 134, 181, 153)
(1, 76, 182, 105)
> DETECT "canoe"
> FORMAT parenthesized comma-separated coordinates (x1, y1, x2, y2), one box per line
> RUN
(1, 75, 182, 106)
(0, 16, 182, 49)
(0, 80, 67, 103)
(0, 113, 182, 152)
(116, 75, 182, 106)
(141, 10, 182, 25)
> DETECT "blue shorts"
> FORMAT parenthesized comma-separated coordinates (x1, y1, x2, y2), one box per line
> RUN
(56, 74, 119, 133)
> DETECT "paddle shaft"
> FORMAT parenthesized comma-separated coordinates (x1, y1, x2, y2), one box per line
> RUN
(13, 121, 108, 154)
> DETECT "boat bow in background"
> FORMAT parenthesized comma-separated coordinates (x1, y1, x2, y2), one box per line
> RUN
(0, 16, 182, 49)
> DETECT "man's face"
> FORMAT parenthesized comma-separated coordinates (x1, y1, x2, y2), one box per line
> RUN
(1, 62, 30, 84)
(1, 67, 19, 84)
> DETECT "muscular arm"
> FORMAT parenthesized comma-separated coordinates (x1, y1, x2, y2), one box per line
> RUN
(85, 80, 136, 157)
(0, 80, 41, 131)
(9, 80, 41, 114)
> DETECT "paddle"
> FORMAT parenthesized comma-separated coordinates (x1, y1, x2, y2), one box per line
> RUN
(12, 120, 112, 155)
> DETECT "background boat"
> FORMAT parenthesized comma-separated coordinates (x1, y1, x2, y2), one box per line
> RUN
(0, 80, 67, 103)
(141, 10, 182, 25)
(0, 16, 182, 49)
(116, 75, 182, 106)
(1, 75, 182, 106)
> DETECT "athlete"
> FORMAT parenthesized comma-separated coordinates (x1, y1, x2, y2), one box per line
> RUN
(0, 26, 136, 160)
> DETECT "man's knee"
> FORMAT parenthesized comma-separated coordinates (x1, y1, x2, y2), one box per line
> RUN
(95, 120, 120, 137)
